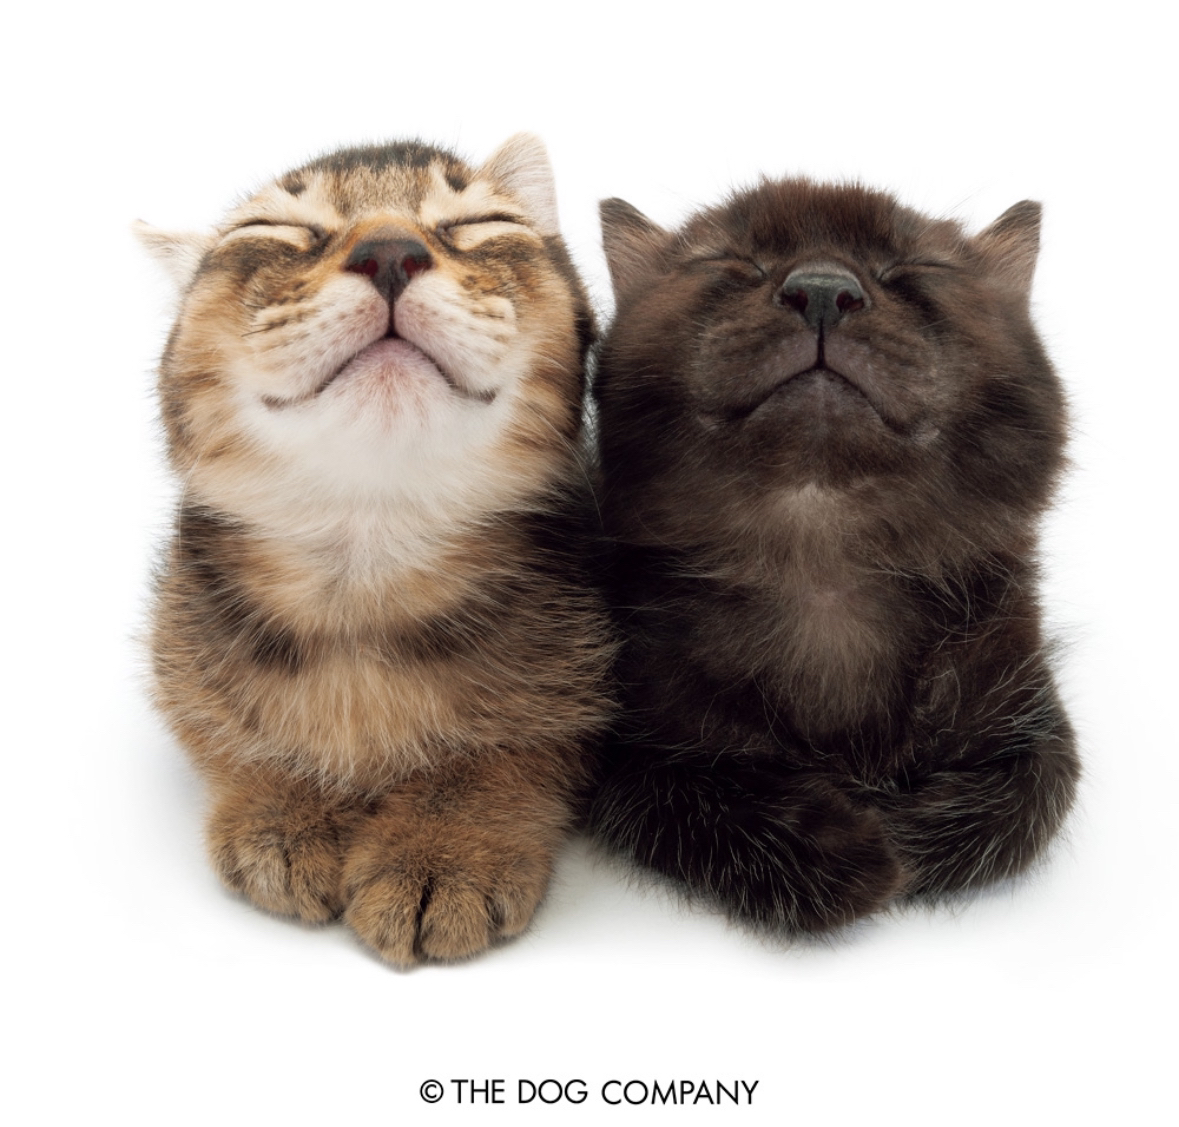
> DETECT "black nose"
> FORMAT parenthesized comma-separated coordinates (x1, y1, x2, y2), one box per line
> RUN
(344, 231, 432, 302)
(776, 270, 866, 332)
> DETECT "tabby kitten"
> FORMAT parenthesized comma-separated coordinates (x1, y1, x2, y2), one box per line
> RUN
(589, 180, 1079, 932)
(138, 135, 615, 966)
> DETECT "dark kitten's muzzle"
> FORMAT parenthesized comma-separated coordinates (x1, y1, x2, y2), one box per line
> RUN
(776, 267, 868, 333)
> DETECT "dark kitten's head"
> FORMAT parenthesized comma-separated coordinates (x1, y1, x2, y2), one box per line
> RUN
(595, 180, 1066, 564)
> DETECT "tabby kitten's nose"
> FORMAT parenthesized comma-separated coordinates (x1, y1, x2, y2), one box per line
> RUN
(344, 232, 433, 302)
(777, 270, 866, 332)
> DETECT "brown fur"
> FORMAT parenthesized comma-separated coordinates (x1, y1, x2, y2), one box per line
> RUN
(588, 180, 1079, 932)
(141, 136, 614, 965)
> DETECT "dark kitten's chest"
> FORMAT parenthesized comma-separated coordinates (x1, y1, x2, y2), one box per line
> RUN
(721, 563, 921, 741)
(615, 542, 925, 754)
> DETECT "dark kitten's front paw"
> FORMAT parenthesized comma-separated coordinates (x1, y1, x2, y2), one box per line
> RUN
(772, 791, 911, 930)
(691, 785, 909, 932)
(207, 778, 362, 923)
(342, 817, 554, 967)
(591, 754, 909, 932)
(878, 744, 1079, 897)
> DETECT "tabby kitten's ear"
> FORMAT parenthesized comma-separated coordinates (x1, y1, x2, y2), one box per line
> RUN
(478, 133, 560, 237)
(133, 220, 214, 291)
(974, 200, 1041, 301)
(599, 198, 672, 299)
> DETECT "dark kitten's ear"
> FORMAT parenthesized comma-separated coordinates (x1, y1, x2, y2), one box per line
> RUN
(479, 133, 560, 237)
(974, 200, 1041, 300)
(600, 198, 672, 298)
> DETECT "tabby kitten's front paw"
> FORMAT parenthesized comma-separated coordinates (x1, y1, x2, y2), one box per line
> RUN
(342, 818, 554, 967)
(207, 779, 363, 923)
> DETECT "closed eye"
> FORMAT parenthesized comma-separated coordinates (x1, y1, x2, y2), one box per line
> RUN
(437, 213, 534, 250)
(880, 260, 958, 281)
(224, 220, 327, 242)
(444, 212, 525, 228)
(687, 253, 767, 279)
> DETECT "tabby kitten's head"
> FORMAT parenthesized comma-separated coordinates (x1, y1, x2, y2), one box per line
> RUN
(138, 135, 591, 546)
(595, 181, 1067, 564)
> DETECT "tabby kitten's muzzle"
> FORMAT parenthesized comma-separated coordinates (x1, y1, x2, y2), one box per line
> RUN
(345, 229, 433, 308)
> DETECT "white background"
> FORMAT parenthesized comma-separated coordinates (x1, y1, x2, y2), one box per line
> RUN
(4, 2, 1174, 1123)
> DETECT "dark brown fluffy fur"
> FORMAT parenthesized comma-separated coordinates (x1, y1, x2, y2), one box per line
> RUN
(588, 180, 1079, 932)
(142, 136, 615, 965)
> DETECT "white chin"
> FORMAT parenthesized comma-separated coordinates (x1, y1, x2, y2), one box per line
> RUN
(327, 337, 449, 398)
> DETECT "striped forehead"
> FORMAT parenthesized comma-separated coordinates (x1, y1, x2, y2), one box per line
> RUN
(223, 175, 347, 230)
(419, 166, 523, 226)
(223, 162, 521, 231)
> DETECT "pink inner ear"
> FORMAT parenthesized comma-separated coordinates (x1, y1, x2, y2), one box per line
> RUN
(346, 259, 379, 279)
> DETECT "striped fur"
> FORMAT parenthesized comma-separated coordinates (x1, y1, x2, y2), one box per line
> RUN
(140, 135, 615, 965)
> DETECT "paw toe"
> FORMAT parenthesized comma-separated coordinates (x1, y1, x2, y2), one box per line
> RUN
(343, 849, 550, 966)
(208, 804, 347, 923)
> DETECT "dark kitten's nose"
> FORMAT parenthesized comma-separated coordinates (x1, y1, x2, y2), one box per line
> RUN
(344, 231, 433, 302)
(777, 270, 867, 332)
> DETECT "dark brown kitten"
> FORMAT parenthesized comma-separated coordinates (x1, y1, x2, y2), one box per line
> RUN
(588, 180, 1079, 932)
